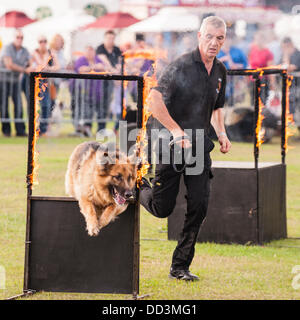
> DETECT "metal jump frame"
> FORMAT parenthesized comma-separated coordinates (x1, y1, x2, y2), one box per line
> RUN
(8, 72, 144, 300)
(228, 68, 288, 244)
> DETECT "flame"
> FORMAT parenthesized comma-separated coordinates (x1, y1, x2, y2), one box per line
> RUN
(123, 48, 168, 73)
(123, 49, 156, 61)
(122, 49, 158, 122)
(135, 68, 156, 185)
(123, 50, 165, 185)
(27, 52, 53, 188)
(247, 70, 267, 148)
(249, 67, 295, 151)
(72, 51, 84, 57)
(256, 93, 265, 148)
(85, 70, 111, 75)
(284, 73, 295, 152)
(247, 65, 284, 149)
(27, 75, 44, 188)
(122, 97, 127, 119)
(246, 64, 285, 76)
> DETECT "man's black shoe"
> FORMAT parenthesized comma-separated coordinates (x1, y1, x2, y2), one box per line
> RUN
(169, 268, 199, 281)
(16, 133, 28, 137)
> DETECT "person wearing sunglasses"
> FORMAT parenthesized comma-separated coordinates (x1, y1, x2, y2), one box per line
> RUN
(31, 35, 60, 136)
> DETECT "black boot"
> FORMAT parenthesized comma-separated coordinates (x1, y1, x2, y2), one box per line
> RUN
(169, 268, 199, 281)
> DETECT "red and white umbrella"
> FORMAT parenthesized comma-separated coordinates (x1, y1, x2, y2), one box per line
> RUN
(0, 10, 36, 28)
(82, 11, 140, 30)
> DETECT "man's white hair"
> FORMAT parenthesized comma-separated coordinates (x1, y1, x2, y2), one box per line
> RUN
(199, 16, 227, 34)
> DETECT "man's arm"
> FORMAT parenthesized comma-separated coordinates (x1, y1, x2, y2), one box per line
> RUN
(211, 108, 231, 153)
(148, 89, 191, 148)
(97, 54, 120, 73)
(3, 56, 26, 73)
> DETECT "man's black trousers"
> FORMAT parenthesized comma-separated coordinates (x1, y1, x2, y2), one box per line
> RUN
(0, 81, 26, 136)
(140, 160, 212, 271)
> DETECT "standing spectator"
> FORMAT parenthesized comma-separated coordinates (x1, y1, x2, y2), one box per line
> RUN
(31, 35, 60, 136)
(134, 33, 147, 50)
(49, 34, 67, 108)
(96, 30, 122, 73)
(96, 30, 122, 132)
(248, 30, 274, 69)
(0, 29, 32, 137)
(71, 45, 105, 137)
(168, 32, 183, 62)
(248, 31, 275, 103)
(281, 37, 300, 117)
(281, 37, 300, 72)
(50, 34, 66, 71)
(217, 36, 248, 69)
(235, 35, 251, 58)
(267, 30, 282, 66)
(134, 33, 154, 76)
(217, 36, 248, 106)
(181, 33, 197, 56)
(153, 33, 168, 78)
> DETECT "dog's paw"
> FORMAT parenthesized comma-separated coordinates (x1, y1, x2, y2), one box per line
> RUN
(86, 224, 100, 237)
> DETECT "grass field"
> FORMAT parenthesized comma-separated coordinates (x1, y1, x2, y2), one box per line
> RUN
(0, 128, 300, 300)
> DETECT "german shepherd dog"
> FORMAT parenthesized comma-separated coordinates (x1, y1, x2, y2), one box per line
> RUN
(65, 141, 137, 236)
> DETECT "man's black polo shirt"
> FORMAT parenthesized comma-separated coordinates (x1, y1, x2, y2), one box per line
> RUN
(155, 47, 227, 133)
(96, 44, 122, 67)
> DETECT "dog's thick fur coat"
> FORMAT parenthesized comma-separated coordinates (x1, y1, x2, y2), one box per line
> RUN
(65, 141, 136, 236)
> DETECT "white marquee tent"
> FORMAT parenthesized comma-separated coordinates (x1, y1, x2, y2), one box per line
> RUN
(275, 14, 300, 50)
(127, 7, 200, 33)
(21, 10, 96, 62)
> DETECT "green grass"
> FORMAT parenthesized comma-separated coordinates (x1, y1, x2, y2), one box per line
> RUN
(0, 132, 300, 300)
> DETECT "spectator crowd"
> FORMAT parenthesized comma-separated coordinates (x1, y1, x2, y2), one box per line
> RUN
(0, 26, 300, 138)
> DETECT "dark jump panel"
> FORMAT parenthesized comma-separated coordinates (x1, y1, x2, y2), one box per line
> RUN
(27, 197, 137, 294)
(168, 162, 287, 244)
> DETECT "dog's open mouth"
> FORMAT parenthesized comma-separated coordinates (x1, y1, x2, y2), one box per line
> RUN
(112, 187, 127, 206)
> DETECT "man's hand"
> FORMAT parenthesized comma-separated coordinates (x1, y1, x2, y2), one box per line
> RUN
(148, 89, 192, 149)
(211, 108, 231, 153)
(218, 133, 231, 153)
(171, 128, 192, 149)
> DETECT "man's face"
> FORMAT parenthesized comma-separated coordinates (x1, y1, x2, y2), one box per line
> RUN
(104, 34, 115, 47)
(254, 32, 266, 49)
(38, 37, 47, 49)
(198, 24, 226, 60)
(281, 42, 294, 55)
(14, 31, 24, 48)
(136, 40, 145, 49)
(85, 46, 95, 60)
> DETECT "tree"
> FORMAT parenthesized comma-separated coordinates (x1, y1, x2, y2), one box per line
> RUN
(84, 3, 107, 18)
(36, 6, 52, 20)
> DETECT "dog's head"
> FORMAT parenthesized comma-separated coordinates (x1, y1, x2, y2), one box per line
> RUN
(96, 149, 137, 206)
